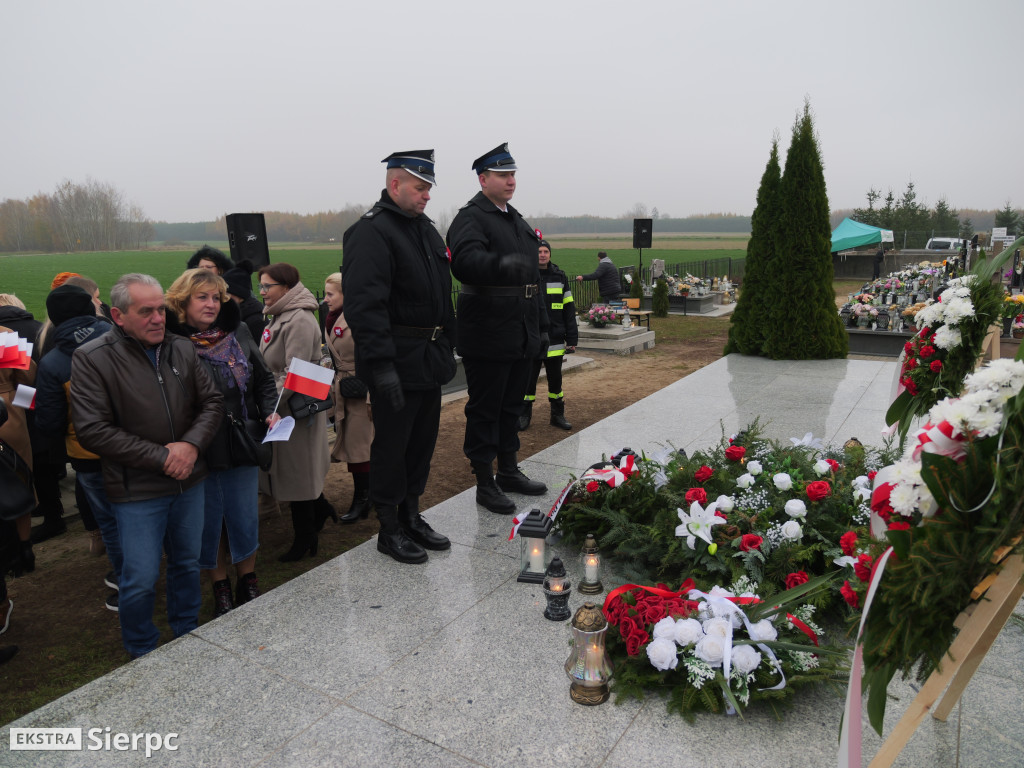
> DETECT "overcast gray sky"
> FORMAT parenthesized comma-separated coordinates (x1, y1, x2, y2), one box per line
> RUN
(3, 0, 1021, 224)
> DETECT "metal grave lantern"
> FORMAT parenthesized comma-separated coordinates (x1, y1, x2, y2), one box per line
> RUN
(564, 602, 613, 705)
(542, 556, 572, 621)
(577, 533, 604, 595)
(516, 508, 552, 583)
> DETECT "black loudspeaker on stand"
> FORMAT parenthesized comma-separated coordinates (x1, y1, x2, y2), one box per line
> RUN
(633, 218, 653, 249)
(225, 213, 270, 268)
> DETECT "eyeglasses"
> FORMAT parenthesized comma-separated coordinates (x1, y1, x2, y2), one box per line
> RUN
(258, 282, 283, 293)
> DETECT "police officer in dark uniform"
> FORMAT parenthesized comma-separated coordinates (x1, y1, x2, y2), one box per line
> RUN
(342, 150, 457, 564)
(519, 239, 578, 432)
(447, 143, 549, 514)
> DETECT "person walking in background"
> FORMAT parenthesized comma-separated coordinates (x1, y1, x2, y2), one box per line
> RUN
(343, 149, 456, 564)
(165, 269, 279, 616)
(322, 272, 373, 525)
(35, 284, 119, 610)
(577, 250, 622, 304)
(447, 143, 549, 515)
(257, 263, 333, 561)
(520, 240, 577, 432)
(71, 274, 223, 659)
(872, 246, 885, 280)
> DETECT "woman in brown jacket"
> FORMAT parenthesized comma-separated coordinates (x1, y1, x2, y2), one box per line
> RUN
(323, 273, 373, 523)
(0, 320, 37, 576)
(257, 264, 332, 561)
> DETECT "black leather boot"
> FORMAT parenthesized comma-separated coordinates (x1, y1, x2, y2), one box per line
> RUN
(549, 398, 572, 430)
(495, 453, 547, 496)
(10, 541, 35, 577)
(235, 572, 260, 605)
(313, 493, 338, 532)
(472, 461, 515, 514)
(517, 400, 533, 431)
(340, 472, 371, 523)
(376, 505, 428, 564)
(212, 578, 234, 617)
(399, 496, 450, 551)
(278, 501, 318, 562)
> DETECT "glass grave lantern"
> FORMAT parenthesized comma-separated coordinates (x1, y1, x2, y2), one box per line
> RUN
(577, 533, 603, 595)
(542, 556, 572, 621)
(564, 602, 613, 705)
(516, 509, 552, 584)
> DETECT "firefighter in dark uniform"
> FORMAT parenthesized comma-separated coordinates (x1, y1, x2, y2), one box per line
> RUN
(519, 239, 577, 432)
(447, 143, 550, 515)
(342, 149, 457, 565)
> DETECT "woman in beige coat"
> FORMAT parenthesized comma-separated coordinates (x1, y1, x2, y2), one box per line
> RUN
(257, 264, 332, 561)
(323, 273, 373, 523)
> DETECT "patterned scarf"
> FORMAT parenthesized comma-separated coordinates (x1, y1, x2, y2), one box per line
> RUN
(191, 327, 251, 419)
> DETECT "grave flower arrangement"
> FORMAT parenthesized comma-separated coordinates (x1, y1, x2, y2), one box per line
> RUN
(586, 304, 614, 327)
(602, 576, 846, 719)
(886, 258, 1006, 447)
(554, 423, 899, 617)
(845, 358, 1024, 733)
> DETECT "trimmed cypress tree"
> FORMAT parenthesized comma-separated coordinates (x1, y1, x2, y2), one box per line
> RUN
(724, 138, 780, 355)
(763, 102, 848, 360)
(652, 277, 669, 317)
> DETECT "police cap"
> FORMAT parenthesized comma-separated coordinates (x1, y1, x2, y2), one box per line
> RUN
(382, 149, 436, 185)
(472, 143, 517, 175)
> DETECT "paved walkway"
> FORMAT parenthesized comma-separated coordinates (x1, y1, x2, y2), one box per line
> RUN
(6, 355, 1022, 767)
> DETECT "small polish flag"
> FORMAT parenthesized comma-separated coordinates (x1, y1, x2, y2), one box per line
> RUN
(13, 384, 36, 410)
(283, 357, 334, 400)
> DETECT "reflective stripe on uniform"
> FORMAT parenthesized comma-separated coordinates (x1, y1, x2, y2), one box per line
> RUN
(523, 394, 536, 402)
(548, 391, 564, 400)
(563, 291, 573, 303)
(546, 343, 566, 357)
(546, 282, 562, 294)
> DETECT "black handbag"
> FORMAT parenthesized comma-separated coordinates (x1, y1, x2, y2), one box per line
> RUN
(227, 414, 273, 471)
(288, 390, 334, 419)
(0, 438, 36, 522)
(338, 373, 368, 400)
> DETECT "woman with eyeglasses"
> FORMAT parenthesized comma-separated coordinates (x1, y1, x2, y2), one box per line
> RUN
(257, 263, 332, 561)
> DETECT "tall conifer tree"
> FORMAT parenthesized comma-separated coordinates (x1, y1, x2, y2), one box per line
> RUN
(763, 102, 848, 360)
(724, 138, 780, 355)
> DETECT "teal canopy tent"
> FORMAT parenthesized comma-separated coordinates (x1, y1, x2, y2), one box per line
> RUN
(830, 218, 894, 252)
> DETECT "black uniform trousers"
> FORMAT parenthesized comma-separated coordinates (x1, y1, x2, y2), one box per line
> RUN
(367, 387, 442, 507)
(462, 357, 531, 464)
(526, 356, 564, 399)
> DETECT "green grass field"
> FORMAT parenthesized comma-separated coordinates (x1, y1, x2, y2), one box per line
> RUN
(1, 244, 747, 321)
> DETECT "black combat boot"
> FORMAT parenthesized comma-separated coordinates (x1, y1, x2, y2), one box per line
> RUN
(495, 453, 547, 496)
(549, 398, 572, 430)
(212, 578, 234, 617)
(376, 505, 428, 564)
(399, 496, 450, 550)
(472, 461, 516, 514)
(517, 400, 533, 431)
(340, 472, 371, 523)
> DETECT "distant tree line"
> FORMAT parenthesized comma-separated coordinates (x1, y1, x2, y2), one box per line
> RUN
(839, 183, 1022, 248)
(0, 179, 153, 253)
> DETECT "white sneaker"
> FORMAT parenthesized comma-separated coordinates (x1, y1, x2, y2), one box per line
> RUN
(0, 599, 12, 635)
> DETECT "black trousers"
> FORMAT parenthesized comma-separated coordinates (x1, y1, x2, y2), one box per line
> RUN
(462, 358, 530, 464)
(367, 387, 442, 507)
(526, 356, 564, 399)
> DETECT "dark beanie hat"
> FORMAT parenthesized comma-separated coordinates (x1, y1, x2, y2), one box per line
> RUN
(538, 239, 551, 251)
(222, 259, 255, 299)
(47, 284, 95, 328)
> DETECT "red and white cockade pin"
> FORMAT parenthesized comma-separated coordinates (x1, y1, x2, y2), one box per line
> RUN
(333, 326, 344, 337)
(534, 228, 543, 240)
(262, 327, 271, 343)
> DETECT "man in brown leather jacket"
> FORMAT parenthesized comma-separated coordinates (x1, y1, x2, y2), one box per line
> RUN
(71, 273, 222, 658)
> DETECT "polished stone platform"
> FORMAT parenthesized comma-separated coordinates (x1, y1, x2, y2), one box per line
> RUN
(6, 355, 1022, 767)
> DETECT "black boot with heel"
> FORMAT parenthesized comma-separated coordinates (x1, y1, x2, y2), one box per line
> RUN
(340, 471, 371, 523)
(278, 500, 318, 562)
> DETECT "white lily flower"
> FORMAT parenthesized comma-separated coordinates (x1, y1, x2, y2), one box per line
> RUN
(675, 501, 726, 550)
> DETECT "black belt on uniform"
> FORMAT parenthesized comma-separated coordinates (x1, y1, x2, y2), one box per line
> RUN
(392, 325, 444, 340)
(460, 284, 539, 299)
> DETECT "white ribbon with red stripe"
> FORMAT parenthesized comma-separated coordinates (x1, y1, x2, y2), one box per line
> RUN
(582, 453, 637, 489)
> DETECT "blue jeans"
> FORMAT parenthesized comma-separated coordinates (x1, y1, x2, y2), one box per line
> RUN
(112, 483, 205, 657)
(76, 470, 122, 581)
(200, 466, 259, 569)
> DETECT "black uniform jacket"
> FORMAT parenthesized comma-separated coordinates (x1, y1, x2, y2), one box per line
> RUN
(447, 191, 548, 361)
(342, 191, 457, 391)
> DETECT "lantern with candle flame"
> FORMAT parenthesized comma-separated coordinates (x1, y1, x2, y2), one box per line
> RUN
(564, 602, 613, 705)
(577, 533, 603, 595)
(542, 556, 572, 621)
(516, 509, 552, 583)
